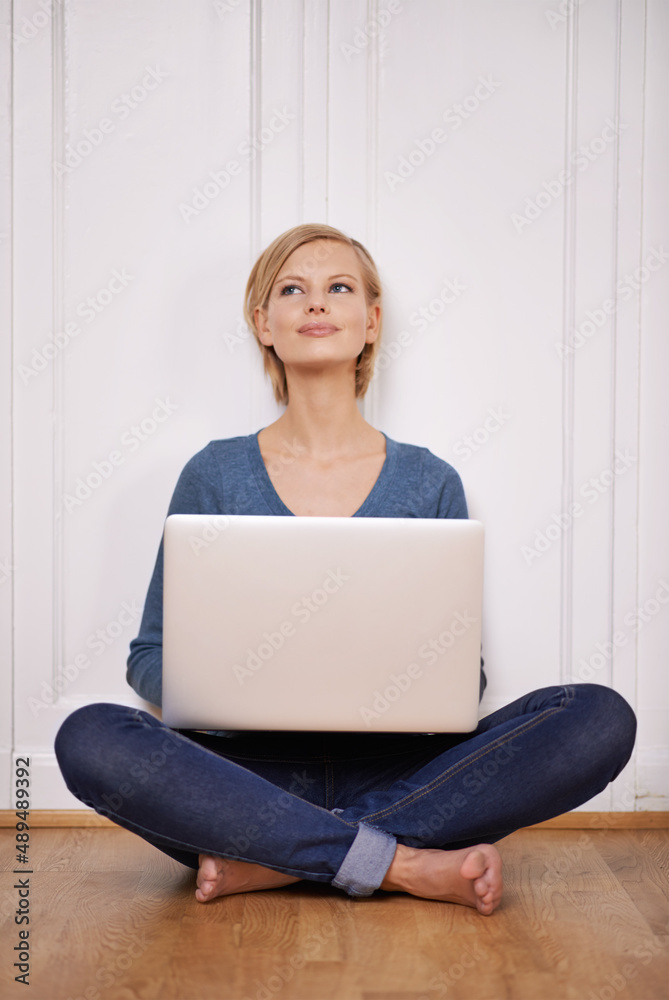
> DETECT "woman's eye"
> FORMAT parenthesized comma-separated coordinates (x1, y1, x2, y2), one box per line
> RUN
(330, 283, 352, 293)
(280, 285, 302, 295)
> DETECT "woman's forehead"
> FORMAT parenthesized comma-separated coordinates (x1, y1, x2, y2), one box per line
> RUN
(279, 240, 361, 277)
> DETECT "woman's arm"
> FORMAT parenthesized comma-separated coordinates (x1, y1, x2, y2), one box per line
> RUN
(125, 534, 166, 707)
(126, 445, 226, 707)
(434, 457, 487, 700)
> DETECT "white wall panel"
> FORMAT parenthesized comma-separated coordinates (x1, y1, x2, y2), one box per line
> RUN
(59, 0, 257, 725)
(328, 0, 378, 242)
(301, 0, 329, 222)
(12, 0, 59, 763)
(635, 0, 669, 808)
(606, 0, 647, 810)
(0, 0, 12, 802)
(257, 0, 302, 245)
(3, 0, 667, 809)
(374, 0, 568, 708)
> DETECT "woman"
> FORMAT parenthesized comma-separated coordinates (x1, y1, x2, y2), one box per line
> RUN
(55, 223, 636, 916)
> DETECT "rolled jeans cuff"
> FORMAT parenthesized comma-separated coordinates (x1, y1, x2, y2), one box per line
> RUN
(331, 821, 397, 898)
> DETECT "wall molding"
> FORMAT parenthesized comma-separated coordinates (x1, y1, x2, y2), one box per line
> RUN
(1, 808, 666, 829)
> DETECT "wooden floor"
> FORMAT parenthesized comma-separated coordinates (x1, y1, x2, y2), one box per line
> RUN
(1, 826, 667, 1000)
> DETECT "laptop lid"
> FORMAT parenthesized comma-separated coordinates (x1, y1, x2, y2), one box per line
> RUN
(162, 514, 484, 733)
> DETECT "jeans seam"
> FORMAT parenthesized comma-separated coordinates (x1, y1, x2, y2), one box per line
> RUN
(215, 753, 326, 764)
(325, 757, 334, 811)
(157, 725, 322, 768)
(358, 698, 570, 825)
(83, 797, 359, 877)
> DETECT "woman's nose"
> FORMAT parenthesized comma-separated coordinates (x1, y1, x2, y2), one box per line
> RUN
(306, 296, 327, 314)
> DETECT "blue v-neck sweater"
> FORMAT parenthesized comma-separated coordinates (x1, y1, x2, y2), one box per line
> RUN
(126, 431, 486, 716)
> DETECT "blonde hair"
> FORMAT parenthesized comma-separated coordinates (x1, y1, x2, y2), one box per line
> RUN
(243, 223, 383, 405)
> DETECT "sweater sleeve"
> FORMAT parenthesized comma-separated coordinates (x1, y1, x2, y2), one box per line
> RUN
(432, 456, 487, 701)
(126, 446, 224, 707)
(435, 463, 469, 520)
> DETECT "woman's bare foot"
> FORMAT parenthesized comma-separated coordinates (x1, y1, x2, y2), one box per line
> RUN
(195, 854, 302, 902)
(380, 843, 503, 915)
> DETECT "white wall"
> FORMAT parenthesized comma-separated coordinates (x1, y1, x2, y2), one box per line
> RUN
(3, 0, 667, 810)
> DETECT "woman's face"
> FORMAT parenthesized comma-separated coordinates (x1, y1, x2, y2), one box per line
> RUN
(254, 239, 380, 379)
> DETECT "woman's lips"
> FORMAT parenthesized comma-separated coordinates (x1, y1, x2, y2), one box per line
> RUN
(297, 322, 339, 337)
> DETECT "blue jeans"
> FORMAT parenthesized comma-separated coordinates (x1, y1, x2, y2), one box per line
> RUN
(54, 684, 635, 897)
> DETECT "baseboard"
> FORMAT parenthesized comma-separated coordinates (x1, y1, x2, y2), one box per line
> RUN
(526, 811, 668, 830)
(0, 809, 116, 827)
(0, 809, 667, 829)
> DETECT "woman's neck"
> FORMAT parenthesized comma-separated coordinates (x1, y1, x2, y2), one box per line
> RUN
(261, 371, 379, 459)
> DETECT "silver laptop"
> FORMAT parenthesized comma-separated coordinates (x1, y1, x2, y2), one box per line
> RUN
(162, 514, 484, 733)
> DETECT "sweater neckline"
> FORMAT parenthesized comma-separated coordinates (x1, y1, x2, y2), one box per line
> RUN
(247, 429, 398, 517)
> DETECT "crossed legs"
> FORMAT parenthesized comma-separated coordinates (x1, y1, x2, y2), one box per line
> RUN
(55, 684, 636, 914)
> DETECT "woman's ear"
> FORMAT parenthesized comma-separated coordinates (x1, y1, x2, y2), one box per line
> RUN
(365, 302, 381, 344)
(255, 306, 273, 346)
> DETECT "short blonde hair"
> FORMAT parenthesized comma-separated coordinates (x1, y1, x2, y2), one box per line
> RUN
(243, 223, 383, 405)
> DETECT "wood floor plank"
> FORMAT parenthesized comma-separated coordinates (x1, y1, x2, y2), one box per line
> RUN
(1, 827, 668, 1000)
(595, 828, 669, 939)
(0, 826, 174, 872)
(498, 830, 669, 1000)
